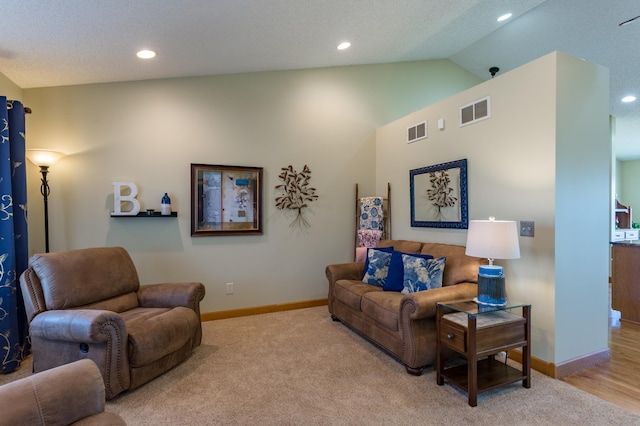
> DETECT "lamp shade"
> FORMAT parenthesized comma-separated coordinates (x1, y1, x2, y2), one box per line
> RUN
(465, 217, 520, 261)
(26, 149, 65, 168)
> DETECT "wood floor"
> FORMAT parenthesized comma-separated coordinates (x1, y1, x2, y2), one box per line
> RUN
(561, 309, 640, 415)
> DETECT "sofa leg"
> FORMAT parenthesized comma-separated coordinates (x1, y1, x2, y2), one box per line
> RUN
(331, 315, 340, 322)
(405, 366, 423, 376)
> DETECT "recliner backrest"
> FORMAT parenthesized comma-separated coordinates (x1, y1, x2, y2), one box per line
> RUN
(27, 246, 141, 311)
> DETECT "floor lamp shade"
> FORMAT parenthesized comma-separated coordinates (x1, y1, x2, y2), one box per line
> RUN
(26, 149, 65, 168)
(465, 217, 520, 305)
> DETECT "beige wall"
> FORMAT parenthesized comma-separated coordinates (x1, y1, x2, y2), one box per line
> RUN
(375, 52, 610, 365)
(619, 160, 640, 222)
(22, 60, 480, 315)
(0, 72, 23, 101)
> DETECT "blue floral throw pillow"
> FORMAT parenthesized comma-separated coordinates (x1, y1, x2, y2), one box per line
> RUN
(383, 251, 433, 292)
(362, 249, 393, 287)
(401, 255, 446, 294)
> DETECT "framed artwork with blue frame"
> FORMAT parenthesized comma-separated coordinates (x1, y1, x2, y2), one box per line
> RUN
(410, 159, 468, 229)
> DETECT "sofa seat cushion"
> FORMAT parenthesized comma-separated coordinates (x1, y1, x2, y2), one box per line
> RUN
(361, 291, 402, 332)
(334, 280, 382, 311)
(122, 307, 199, 367)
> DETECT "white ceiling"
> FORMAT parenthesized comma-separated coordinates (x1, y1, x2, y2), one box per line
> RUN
(1, 0, 639, 159)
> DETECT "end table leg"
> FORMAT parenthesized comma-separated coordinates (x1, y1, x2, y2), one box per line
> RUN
(468, 315, 478, 407)
(436, 304, 444, 386)
(523, 305, 531, 388)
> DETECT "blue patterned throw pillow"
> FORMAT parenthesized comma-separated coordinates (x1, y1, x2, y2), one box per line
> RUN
(401, 255, 446, 294)
(383, 251, 433, 292)
(362, 249, 393, 287)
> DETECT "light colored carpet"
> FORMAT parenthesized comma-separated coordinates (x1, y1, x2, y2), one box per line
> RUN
(5, 306, 640, 425)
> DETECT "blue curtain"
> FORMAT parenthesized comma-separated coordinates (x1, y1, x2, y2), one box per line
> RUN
(0, 96, 30, 373)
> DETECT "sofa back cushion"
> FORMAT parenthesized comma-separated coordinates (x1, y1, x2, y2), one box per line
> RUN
(377, 239, 422, 254)
(420, 242, 482, 286)
(29, 247, 141, 311)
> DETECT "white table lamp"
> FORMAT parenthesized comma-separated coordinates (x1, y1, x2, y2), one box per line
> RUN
(465, 216, 520, 305)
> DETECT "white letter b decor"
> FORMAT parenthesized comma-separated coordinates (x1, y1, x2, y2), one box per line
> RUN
(111, 181, 141, 216)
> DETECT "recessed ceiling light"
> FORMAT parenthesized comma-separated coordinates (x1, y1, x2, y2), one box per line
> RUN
(136, 49, 157, 59)
(497, 13, 512, 22)
(622, 95, 636, 103)
(337, 42, 351, 50)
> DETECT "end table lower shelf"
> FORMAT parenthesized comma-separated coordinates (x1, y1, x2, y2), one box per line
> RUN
(439, 357, 528, 395)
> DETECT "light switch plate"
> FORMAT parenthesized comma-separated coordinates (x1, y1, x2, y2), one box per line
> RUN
(520, 221, 534, 237)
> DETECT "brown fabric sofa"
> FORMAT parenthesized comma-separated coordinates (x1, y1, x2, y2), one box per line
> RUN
(325, 239, 482, 375)
(0, 359, 126, 425)
(19, 246, 205, 399)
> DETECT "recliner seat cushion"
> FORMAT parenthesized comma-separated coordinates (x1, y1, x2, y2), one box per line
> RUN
(122, 307, 199, 367)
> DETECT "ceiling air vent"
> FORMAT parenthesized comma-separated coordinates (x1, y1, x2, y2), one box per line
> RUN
(407, 121, 427, 143)
(460, 96, 491, 127)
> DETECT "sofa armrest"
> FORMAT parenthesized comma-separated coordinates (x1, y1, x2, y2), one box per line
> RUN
(325, 262, 365, 284)
(30, 309, 127, 343)
(137, 282, 205, 311)
(325, 262, 365, 314)
(0, 359, 126, 425)
(400, 283, 479, 320)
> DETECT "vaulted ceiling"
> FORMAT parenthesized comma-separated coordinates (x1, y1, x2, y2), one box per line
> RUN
(2, 0, 639, 158)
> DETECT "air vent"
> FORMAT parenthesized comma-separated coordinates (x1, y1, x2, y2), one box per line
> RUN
(407, 121, 427, 143)
(460, 96, 491, 127)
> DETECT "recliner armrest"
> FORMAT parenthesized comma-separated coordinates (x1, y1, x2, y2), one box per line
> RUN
(137, 282, 205, 311)
(0, 359, 126, 425)
(29, 309, 127, 343)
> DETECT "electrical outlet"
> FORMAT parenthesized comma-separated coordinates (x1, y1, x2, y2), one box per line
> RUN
(226, 282, 234, 294)
(520, 221, 535, 237)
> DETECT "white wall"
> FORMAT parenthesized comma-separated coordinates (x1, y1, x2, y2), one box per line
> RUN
(554, 52, 610, 364)
(375, 52, 610, 365)
(22, 60, 480, 315)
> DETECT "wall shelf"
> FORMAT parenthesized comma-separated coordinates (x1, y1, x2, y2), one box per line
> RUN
(111, 212, 177, 218)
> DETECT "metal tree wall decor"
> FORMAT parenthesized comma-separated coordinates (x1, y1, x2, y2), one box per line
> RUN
(410, 159, 468, 229)
(427, 170, 458, 221)
(275, 164, 318, 228)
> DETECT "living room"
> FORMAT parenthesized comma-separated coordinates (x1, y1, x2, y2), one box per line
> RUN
(0, 1, 636, 422)
(6, 51, 610, 380)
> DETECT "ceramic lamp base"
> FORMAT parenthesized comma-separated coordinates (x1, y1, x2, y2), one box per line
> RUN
(477, 265, 507, 306)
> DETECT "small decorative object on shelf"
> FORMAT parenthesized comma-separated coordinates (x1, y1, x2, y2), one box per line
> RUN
(161, 193, 172, 216)
(275, 164, 318, 229)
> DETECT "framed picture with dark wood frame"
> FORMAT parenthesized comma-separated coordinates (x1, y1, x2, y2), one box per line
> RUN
(191, 164, 263, 236)
(410, 159, 468, 229)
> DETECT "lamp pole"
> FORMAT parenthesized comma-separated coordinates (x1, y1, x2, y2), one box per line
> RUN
(26, 149, 65, 253)
(38, 166, 51, 253)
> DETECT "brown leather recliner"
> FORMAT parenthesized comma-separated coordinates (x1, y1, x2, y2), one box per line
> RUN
(19, 246, 206, 399)
(0, 359, 126, 425)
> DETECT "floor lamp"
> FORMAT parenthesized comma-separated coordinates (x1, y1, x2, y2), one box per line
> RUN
(26, 149, 65, 253)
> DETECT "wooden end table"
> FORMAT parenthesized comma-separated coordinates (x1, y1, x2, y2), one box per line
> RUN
(436, 299, 531, 407)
